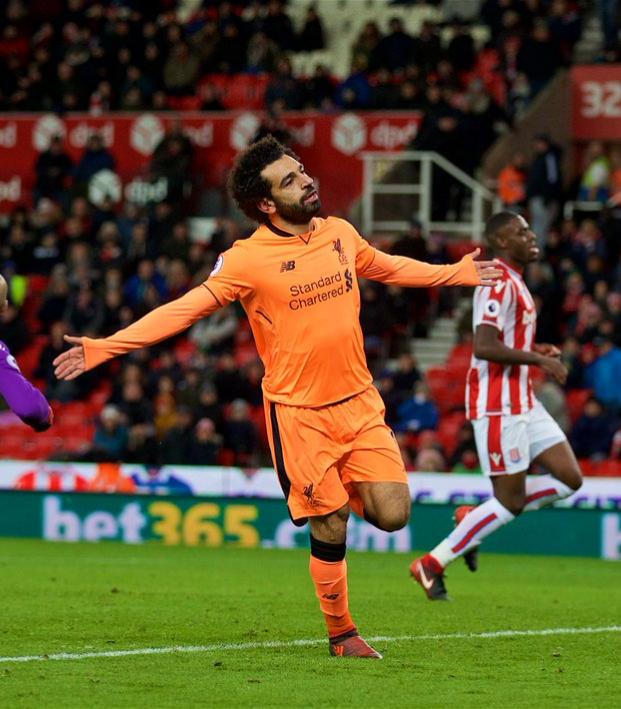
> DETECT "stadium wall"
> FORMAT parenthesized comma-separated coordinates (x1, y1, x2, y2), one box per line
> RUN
(3, 461, 621, 509)
(0, 486, 620, 560)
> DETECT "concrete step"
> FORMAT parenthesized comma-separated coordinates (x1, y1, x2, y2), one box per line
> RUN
(414, 339, 455, 352)
(432, 318, 456, 331)
(573, 11, 602, 63)
(417, 357, 448, 372)
(429, 329, 455, 341)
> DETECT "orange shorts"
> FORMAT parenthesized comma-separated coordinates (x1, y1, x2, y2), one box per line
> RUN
(264, 386, 407, 525)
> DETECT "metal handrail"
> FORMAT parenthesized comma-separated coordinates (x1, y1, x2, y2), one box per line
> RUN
(360, 151, 502, 241)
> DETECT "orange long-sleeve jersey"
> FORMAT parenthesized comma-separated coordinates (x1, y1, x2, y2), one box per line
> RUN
(83, 217, 481, 407)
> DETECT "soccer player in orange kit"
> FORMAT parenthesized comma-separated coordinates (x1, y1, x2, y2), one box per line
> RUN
(54, 136, 502, 659)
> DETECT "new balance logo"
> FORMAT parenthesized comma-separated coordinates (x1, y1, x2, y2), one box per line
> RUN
(322, 593, 339, 600)
(344, 268, 353, 292)
(280, 260, 296, 272)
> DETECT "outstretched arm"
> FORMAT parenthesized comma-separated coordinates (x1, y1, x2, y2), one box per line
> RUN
(357, 247, 502, 288)
(54, 285, 221, 380)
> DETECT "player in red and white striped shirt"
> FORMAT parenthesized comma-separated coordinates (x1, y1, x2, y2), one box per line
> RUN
(411, 212, 583, 600)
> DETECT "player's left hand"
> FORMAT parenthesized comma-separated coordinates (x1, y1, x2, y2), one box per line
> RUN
(53, 336, 86, 381)
(468, 249, 504, 286)
(533, 343, 561, 358)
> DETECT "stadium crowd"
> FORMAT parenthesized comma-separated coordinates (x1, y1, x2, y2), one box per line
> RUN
(1, 119, 621, 472)
(0, 0, 584, 124)
(0, 0, 620, 473)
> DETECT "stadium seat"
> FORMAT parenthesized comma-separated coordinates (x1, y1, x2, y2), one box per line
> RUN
(579, 459, 621, 477)
(446, 241, 479, 263)
(566, 389, 592, 423)
(165, 96, 202, 111)
(19, 275, 49, 333)
(174, 338, 198, 366)
(18, 436, 59, 460)
(234, 321, 259, 366)
(61, 436, 91, 454)
(90, 386, 112, 409)
(249, 404, 268, 446)
(426, 365, 466, 414)
(448, 342, 473, 364)
(218, 449, 236, 466)
(15, 334, 48, 379)
(445, 360, 469, 382)
(437, 412, 466, 457)
(60, 401, 91, 417)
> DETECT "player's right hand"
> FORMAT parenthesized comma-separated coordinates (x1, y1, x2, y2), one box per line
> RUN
(53, 335, 86, 381)
(538, 355, 568, 385)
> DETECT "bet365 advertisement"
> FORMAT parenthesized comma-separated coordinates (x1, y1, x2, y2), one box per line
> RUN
(0, 491, 619, 560)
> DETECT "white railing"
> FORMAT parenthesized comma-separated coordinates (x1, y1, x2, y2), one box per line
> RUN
(361, 150, 502, 241)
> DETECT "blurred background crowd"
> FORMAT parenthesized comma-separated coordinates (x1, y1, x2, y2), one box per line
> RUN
(1, 0, 620, 474)
(0, 0, 586, 118)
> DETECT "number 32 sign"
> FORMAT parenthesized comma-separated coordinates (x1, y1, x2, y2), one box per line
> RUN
(572, 66, 621, 139)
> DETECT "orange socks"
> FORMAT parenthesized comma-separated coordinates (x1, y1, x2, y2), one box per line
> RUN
(309, 536, 355, 639)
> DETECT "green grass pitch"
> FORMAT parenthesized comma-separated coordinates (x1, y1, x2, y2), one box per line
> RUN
(0, 539, 619, 708)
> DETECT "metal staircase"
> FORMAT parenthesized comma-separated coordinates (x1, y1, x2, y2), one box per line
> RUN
(412, 298, 472, 372)
(360, 150, 501, 241)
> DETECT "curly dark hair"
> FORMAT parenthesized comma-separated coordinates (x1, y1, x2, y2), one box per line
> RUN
(228, 135, 300, 223)
(484, 211, 518, 247)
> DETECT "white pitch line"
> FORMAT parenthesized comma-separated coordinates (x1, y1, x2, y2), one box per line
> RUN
(0, 625, 619, 665)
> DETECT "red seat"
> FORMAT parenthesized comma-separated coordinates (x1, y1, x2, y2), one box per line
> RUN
(61, 436, 90, 453)
(426, 366, 466, 414)
(436, 412, 467, 456)
(426, 366, 447, 386)
(90, 389, 111, 409)
(28, 275, 50, 294)
(218, 449, 236, 466)
(174, 338, 197, 366)
(55, 412, 87, 428)
(15, 436, 59, 460)
(15, 335, 48, 379)
(445, 360, 469, 382)
(566, 389, 592, 423)
(446, 241, 482, 262)
(579, 459, 621, 477)
(166, 95, 202, 111)
(448, 342, 472, 362)
(249, 404, 268, 445)
(61, 401, 90, 415)
(0, 436, 26, 459)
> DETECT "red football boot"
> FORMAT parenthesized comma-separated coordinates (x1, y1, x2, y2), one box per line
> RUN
(410, 554, 449, 601)
(329, 630, 383, 659)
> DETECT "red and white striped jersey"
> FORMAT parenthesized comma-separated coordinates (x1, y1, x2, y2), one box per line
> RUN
(466, 260, 536, 419)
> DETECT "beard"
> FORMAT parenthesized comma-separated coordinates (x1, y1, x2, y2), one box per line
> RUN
(273, 190, 321, 225)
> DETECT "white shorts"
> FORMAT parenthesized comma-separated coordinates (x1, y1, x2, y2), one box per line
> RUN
(472, 400, 566, 476)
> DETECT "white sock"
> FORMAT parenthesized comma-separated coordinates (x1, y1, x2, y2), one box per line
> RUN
(523, 475, 574, 512)
(430, 497, 515, 568)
